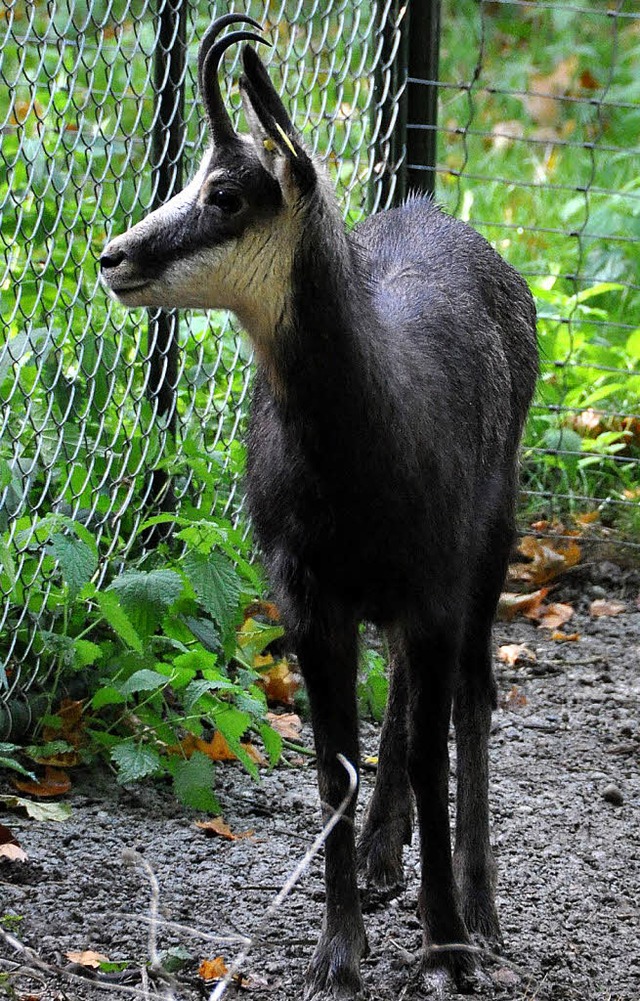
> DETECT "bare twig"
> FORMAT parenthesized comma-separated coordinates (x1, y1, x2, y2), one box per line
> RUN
(208, 753, 358, 1001)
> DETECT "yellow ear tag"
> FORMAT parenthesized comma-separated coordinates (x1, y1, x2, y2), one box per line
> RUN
(263, 137, 277, 153)
(274, 122, 298, 159)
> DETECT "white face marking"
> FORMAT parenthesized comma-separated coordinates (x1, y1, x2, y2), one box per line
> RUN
(102, 141, 303, 344)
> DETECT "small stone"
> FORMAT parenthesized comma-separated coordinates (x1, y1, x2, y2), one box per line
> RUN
(602, 783, 623, 806)
(492, 967, 520, 987)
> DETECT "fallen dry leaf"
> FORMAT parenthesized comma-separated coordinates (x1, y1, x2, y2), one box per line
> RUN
(571, 408, 603, 437)
(525, 55, 578, 126)
(43, 698, 86, 755)
(527, 601, 574, 631)
(174, 731, 265, 767)
(500, 686, 528, 710)
(497, 587, 550, 621)
(266, 711, 302, 742)
(258, 659, 300, 706)
(509, 536, 581, 586)
(195, 817, 254, 841)
(65, 950, 110, 968)
(244, 600, 280, 623)
(590, 599, 627, 617)
(12, 766, 71, 798)
(199, 956, 228, 981)
(551, 630, 580, 642)
(0, 823, 27, 862)
(574, 510, 600, 527)
(497, 643, 536, 666)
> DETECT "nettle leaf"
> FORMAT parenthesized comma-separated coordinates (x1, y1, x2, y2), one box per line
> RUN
(73, 639, 103, 670)
(171, 751, 220, 813)
(172, 648, 218, 676)
(183, 677, 238, 713)
(48, 533, 98, 599)
(96, 592, 143, 653)
(91, 686, 126, 710)
(118, 669, 169, 697)
(183, 616, 222, 654)
(109, 570, 185, 639)
(111, 743, 162, 784)
(181, 551, 241, 639)
(212, 704, 258, 778)
(258, 722, 282, 768)
(110, 569, 184, 609)
(0, 756, 36, 780)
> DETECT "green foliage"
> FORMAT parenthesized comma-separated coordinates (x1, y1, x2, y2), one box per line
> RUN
(0, 511, 282, 811)
(358, 648, 388, 723)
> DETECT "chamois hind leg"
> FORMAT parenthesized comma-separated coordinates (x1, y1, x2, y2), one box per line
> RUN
(453, 517, 512, 949)
(404, 619, 475, 989)
(293, 610, 367, 1000)
(357, 633, 413, 889)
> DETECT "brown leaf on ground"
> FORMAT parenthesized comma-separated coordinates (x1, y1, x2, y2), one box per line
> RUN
(571, 408, 603, 437)
(43, 698, 86, 751)
(527, 601, 574, 631)
(579, 69, 600, 90)
(65, 950, 110, 968)
(509, 536, 581, 585)
(500, 686, 528, 710)
(551, 630, 580, 642)
(526, 55, 578, 126)
(574, 510, 600, 527)
(174, 731, 264, 766)
(590, 599, 627, 617)
(199, 956, 228, 981)
(497, 643, 536, 666)
(497, 587, 550, 621)
(258, 659, 300, 706)
(244, 600, 280, 623)
(194, 817, 254, 841)
(266, 711, 302, 742)
(12, 766, 71, 798)
(0, 823, 27, 862)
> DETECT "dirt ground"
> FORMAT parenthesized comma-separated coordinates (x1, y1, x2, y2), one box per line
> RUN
(1, 564, 639, 1001)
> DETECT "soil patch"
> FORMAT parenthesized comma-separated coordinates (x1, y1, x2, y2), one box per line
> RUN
(1, 581, 639, 1001)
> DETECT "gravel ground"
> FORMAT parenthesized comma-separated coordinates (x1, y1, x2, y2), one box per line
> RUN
(1, 569, 639, 1001)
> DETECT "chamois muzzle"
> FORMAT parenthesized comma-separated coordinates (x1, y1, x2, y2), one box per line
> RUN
(99, 237, 150, 299)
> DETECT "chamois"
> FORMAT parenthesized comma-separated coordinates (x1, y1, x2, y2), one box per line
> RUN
(100, 13, 538, 999)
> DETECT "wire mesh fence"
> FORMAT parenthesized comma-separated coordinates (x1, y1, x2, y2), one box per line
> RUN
(1, 0, 639, 713)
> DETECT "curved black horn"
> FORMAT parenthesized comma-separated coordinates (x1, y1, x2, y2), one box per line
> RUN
(198, 16, 269, 143)
(197, 13, 261, 101)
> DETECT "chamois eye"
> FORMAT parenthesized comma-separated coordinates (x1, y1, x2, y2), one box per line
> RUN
(205, 188, 244, 213)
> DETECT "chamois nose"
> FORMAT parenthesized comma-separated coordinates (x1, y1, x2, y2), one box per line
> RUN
(100, 245, 126, 271)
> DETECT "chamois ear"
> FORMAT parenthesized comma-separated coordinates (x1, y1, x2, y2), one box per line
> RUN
(240, 45, 316, 200)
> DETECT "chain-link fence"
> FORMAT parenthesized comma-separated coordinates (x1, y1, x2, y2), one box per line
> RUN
(1, 0, 639, 714)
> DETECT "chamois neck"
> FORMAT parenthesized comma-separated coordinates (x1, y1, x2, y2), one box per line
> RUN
(260, 207, 381, 415)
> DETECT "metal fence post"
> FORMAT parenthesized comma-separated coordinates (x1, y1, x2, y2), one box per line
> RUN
(406, 0, 441, 197)
(147, 0, 187, 528)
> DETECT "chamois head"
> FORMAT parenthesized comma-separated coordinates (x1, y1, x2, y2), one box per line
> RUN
(100, 14, 320, 338)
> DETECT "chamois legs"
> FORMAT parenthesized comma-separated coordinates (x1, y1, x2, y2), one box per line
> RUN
(453, 519, 512, 947)
(404, 624, 475, 985)
(357, 638, 413, 888)
(294, 614, 367, 999)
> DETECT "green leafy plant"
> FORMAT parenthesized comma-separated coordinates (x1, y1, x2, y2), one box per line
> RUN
(0, 512, 284, 812)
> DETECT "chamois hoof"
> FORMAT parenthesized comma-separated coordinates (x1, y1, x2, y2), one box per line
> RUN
(454, 857, 503, 950)
(463, 894, 503, 952)
(305, 927, 368, 1000)
(356, 815, 411, 891)
(421, 942, 480, 995)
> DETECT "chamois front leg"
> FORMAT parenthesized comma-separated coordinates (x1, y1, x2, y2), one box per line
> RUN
(293, 613, 367, 1000)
